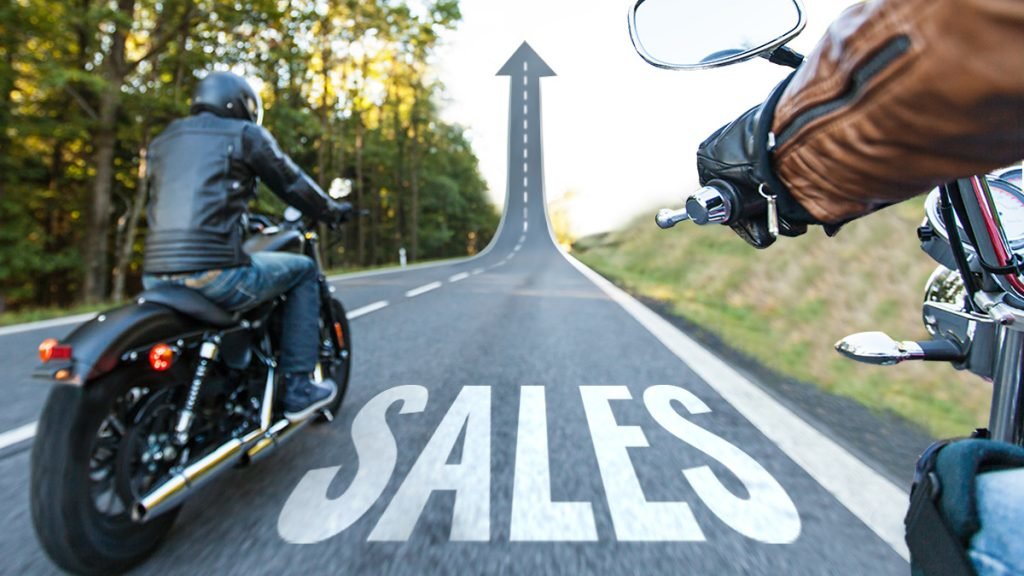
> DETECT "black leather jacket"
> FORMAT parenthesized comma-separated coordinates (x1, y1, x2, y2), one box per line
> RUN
(143, 112, 339, 274)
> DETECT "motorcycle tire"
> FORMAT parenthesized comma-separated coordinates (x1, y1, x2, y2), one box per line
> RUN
(316, 297, 352, 424)
(30, 366, 181, 575)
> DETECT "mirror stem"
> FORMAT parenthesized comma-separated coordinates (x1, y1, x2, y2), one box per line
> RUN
(766, 45, 804, 69)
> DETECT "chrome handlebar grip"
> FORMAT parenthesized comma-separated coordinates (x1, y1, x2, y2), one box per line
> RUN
(656, 185, 731, 230)
(656, 207, 690, 229)
(685, 186, 732, 225)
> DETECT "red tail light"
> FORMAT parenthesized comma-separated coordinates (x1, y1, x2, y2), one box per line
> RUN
(39, 339, 72, 363)
(149, 343, 175, 371)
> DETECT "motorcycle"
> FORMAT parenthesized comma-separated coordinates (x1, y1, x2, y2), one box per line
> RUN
(30, 206, 353, 575)
(629, 0, 1023, 570)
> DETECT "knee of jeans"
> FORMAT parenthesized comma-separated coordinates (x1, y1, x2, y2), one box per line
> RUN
(298, 256, 317, 280)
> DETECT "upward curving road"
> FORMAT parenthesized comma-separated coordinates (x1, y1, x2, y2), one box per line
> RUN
(0, 43, 911, 575)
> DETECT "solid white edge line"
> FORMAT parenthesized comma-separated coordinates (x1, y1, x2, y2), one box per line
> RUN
(346, 300, 389, 320)
(0, 421, 37, 450)
(449, 272, 470, 283)
(560, 251, 911, 562)
(0, 312, 99, 337)
(405, 281, 443, 298)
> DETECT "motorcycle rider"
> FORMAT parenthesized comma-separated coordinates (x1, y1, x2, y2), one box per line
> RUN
(694, 0, 1024, 574)
(141, 71, 353, 421)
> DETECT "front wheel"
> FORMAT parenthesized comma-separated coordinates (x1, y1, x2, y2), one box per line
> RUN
(31, 366, 183, 575)
(316, 297, 352, 423)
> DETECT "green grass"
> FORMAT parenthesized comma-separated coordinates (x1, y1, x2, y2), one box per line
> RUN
(573, 198, 991, 438)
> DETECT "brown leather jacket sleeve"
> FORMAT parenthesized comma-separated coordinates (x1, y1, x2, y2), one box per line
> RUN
(771, 0, 1024, 224)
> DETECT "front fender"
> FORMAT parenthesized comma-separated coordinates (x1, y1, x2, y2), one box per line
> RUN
(40, 302, 203, 385)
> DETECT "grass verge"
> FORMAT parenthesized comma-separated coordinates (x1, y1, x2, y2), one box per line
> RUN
(573, 198, 990, 438)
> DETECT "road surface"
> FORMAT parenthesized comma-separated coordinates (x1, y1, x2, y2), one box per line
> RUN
(0, 44, 911, 575)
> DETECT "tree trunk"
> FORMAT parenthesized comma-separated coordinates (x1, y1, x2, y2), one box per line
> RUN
(112, 134, 149, 302)
(82, 0, 134, 304)
(355, 117, 365, 266)
(82, 85, 121, 304)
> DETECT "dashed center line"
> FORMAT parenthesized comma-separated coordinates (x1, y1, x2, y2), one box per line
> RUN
(449, 272, 470, 283)
(347, 300, 389, 319)
(405, 281, 443, 298)
(471, 268, 483, 276)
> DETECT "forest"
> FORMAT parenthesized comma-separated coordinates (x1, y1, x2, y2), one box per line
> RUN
(0, 0, 499, 310)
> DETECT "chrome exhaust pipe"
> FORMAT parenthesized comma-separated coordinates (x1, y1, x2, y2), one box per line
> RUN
(133, 364, 305, 523)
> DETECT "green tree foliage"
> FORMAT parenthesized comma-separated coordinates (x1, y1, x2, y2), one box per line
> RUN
(0, 0, 497, 310)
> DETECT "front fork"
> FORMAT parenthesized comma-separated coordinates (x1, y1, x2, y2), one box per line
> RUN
(989, 324, 1024, 444)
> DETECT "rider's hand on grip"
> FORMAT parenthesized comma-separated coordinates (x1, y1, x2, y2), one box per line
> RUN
(328, 201, 354, 227)
(695, 75, 819, 249)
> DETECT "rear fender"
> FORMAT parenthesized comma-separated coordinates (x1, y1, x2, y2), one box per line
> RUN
(38, 302, 204, 386)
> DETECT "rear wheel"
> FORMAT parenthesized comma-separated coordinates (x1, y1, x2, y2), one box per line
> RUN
(316, 297, 351, 423)
(31, 366, 183, 575)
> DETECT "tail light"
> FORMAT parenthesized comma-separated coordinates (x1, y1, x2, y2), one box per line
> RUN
(149, 343, 176, 371)
(39, 339, 73, 363)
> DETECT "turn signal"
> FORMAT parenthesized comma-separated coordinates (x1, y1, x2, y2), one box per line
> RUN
(39, 339, 72, 363)
(149, 343, 175, 371)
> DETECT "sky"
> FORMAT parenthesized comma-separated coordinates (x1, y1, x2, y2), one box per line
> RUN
(434, 0, 856, 236)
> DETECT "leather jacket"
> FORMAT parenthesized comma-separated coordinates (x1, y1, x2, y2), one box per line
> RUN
(771, 0, 1024, 224)
(143, 112, 338, 274)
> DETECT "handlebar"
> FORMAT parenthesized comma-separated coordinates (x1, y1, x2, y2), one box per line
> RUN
(655, 185, 733, 229)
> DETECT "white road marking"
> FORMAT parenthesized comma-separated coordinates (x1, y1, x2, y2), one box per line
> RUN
(514, 245, 521, 252)
(347, 300, 389, 319)
(523, 177, 528, 187)
(405, 282, 443, 298)
(369, 386, 491, 541)
(523, 207, 528, 220)
(581, 386, 705, 541)
(562, 252, 911, 560)
(279, 385, 428, 544)
(523, 191, 528, 203)
(511, 386, 598, 541)
(471, 268, 483, 276)
(0, 421, 37, 450)
(0, 312, 98, 337)
(519, 234, 526, 243)
(523, 221, 529, 232)
(449, 272, 470, 283)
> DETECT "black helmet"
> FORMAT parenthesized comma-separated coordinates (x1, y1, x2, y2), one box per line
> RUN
(190, 72, 263, 125)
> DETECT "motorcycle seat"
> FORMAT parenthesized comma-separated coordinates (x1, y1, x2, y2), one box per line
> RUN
(136, 285, 239, 328)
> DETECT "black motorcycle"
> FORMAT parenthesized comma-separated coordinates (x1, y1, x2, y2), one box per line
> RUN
(30, 206, 352, 575)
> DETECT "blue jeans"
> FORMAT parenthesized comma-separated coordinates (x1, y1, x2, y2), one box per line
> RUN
(970, 467, 1024, 576)
(143, 252, 320, 373)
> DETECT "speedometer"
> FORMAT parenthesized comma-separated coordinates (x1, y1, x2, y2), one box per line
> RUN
(924, 175, 1024, 251)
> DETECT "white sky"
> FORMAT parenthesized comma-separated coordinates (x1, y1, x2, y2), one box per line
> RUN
(435, 0, 856, 236)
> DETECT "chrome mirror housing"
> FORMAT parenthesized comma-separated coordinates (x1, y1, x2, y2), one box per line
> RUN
(628, 0, 806, 70)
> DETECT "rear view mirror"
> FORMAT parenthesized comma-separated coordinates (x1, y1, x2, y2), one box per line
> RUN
(628, 0, 806, 70)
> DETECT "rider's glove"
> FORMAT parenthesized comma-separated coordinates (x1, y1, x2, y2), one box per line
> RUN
(328, 201, 354, 226)
(695, 74, 831, 249)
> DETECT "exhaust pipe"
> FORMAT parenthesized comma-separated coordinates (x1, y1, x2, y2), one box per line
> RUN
(132, 416, 316, 523)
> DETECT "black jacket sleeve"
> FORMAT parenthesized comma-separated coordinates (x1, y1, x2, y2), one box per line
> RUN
(242, 124, 341, 222)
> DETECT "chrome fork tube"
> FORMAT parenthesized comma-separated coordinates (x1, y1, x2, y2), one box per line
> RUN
(989, 324, 1024, 444)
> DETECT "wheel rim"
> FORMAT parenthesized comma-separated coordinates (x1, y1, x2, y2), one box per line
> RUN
(88, 385, 177, 522)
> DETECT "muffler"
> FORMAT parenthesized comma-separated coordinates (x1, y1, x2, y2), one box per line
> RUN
(132, 416, 314, 523)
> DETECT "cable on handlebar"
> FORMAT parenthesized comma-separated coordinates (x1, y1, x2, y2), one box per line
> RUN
(940, 184, 981, 313)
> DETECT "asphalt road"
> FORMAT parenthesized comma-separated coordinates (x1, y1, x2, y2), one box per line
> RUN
(0, 45, 912, 575)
